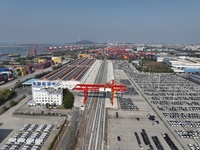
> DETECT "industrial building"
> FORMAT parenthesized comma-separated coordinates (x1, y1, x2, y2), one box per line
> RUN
(32, 58, 96, 106)
(163, 57, 200, 69)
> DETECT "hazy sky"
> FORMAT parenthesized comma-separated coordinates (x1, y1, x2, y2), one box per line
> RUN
(0, 0, 200, 44)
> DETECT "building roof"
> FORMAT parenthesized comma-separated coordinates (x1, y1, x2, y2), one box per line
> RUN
(183, 68, 200, 73)
(171, 68, 184, 73)
(22, 78, 37, 85)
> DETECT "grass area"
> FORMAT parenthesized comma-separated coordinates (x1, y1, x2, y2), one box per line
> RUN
(136, 61, 173, 73)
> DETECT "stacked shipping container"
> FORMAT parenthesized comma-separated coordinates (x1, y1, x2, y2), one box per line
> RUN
(33, 60, 54, 70)
(105, 46, 156, 60)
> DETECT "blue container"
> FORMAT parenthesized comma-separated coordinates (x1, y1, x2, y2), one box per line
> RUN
(0, 68, 9, 72)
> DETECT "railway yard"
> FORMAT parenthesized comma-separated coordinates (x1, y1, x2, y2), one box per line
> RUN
(0, 58, 200, 150)
(41, 58, 95, 81)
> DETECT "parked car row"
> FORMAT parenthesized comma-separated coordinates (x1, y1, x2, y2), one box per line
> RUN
(162, 133, 178, 150)
(175, 130, 200, 139)
(157, 106, 200, 112)
(168, 120, 200, 128)
(134, 132, 143, 149)
(124, 87, 138, 95)
(120, 79, 132, 85)
(152, 136, 164, 150)
(35, 124, 48, 132)
(1, 124, 54, 150)
(118, 98, 138, 111)
(151, 100, 200, 106)
(188, 144, 200, 150)
(163, 112, 200, 119)
(27, 124, 38, 132)
(141, 129, 154, 150)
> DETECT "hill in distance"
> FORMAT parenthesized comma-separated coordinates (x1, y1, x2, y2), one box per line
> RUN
(74, 40, 96, 45)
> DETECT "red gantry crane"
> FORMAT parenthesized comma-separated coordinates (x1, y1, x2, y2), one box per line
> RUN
(73, 80, 128, 105)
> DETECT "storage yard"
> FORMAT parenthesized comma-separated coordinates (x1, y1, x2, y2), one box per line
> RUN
(1, 124, 54, 150)
(0, 95, 66, 150)
(105, 46, 156, 60)
(0, 58, 200, 150)
(0, 60, 55, 85)
(106, 60, 200, 150)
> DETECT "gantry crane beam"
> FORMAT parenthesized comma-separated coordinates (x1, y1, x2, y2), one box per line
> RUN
(73, 80, 128, 104)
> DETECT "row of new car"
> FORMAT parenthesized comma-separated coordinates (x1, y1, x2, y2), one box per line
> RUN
(152, 136, 164, 150)
(175, 130, 200, 139)
(162, 133, 178, 150)
(163, 112, 200, 119)
(188, 144, 200, 150)
(19, 124, 53, 133)
(151, 100, 200, 106)
(118, 98, 139, 111)
(19, 124, 38, 132)
(157, 106, 200, 112)
(140, 129, 154, 150)
(1, 124, 54, 150)
(168, 120, 200, 128)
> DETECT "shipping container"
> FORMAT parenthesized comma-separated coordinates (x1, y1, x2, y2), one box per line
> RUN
(14, 70, 21, 77)
(24, 65, 34, 74)
(21, 71, 26, 76)
(0, 68, 9, 72)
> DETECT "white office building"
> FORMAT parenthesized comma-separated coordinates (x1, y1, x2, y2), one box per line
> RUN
(32, 87, 63, 106)
(32, 80, 80, 106)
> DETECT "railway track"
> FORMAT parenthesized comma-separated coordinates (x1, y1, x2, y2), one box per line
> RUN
(76, 59, 108, 150)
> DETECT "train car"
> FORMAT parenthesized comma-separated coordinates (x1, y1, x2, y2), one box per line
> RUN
(0, 73, 8, 82)
(0, 74, 5, 84)
(0, 71, 14, 81)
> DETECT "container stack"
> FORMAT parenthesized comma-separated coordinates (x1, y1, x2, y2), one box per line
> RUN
(24, 65, 34, 74)
(33, 60, 55, 70)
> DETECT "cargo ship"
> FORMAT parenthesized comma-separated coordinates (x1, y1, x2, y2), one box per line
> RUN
(8, 53, 21, 57)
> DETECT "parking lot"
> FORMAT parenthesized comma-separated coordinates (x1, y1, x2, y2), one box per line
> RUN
(1, 124, 54, 150)
(0, 95, 66, 150)
(107, 60, 200, 150)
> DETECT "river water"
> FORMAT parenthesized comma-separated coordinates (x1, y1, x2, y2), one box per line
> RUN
(0, 45, 49, 60)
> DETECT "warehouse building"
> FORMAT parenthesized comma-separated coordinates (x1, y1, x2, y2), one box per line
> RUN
(163, 57, 200, 69)
(32, 58, 96, 106)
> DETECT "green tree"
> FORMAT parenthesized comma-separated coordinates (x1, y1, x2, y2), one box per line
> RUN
(46, 103, 50, 108)
(10, 101, 17, 107)
(63, 89, 74, 109)
(15, 81, 22, 88)
(2, 106, 8, 112)
(0, 89, 15, 103)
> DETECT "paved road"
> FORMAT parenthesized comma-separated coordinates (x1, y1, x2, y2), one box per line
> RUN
(56, 107, 80, 150)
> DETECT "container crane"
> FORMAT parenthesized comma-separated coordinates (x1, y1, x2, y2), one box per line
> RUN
(73, 80, 128, 105)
